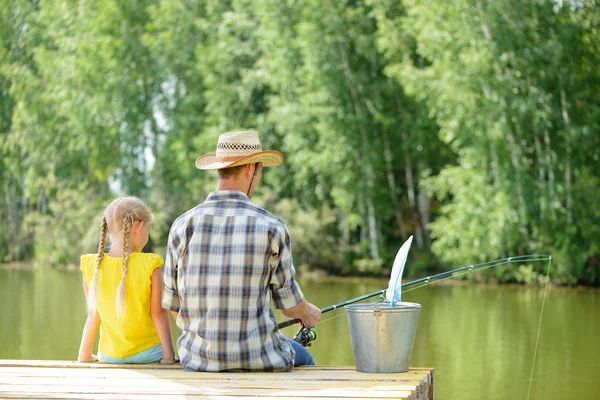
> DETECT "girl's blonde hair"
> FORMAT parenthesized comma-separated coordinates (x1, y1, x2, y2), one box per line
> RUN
(86, 196, 153, 320)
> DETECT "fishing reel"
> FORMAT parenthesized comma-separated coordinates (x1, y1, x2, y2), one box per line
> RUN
(293, 326, 317, 347)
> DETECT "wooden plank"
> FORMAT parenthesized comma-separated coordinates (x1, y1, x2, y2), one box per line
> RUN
(1, 376, 422, 389)
(0, 360, 433, 400)
(0, 375, 426, 399)
(0, 376, 422, 387)
(0, 395, 414, 400)
(0, 360, 430, 374)
(0, 365, 432, 381)
(0, 372, 431, 389)
(0, 380, 421, 399)
(0, 385, 417, 398)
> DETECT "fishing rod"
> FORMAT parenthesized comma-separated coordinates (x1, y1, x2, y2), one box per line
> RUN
(282, 254, 551, 346)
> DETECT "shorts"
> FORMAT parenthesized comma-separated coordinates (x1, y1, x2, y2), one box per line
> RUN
(98, 344, 163, 364)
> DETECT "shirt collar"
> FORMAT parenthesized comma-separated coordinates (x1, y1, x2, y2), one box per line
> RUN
(205, 190, 250, 202)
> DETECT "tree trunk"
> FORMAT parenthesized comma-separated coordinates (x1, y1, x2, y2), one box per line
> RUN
(402, 135, 424, 248)
(543, 130, 555, 220)
(338, 41, 380, 259)
(559, 77, 573, 224)
(382, 130, 407, 238)
(489, 139, 501, 188)
(358, 193, 368, 244)
(505, 129, 528, 235)
(534, 135, 546, 221)
(367, 198, 380, 259)
(339, 212, 351, 249)
(417, 186, 431, 246)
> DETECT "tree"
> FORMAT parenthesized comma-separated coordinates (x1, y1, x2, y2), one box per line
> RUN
(378, 0, 600, 283)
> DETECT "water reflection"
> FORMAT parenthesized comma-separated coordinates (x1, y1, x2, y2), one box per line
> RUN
(1, 269, 598, 399)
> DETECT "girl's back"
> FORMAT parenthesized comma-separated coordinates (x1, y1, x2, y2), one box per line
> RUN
(81, 252, 163, 359)
(78, 196, 175, 364)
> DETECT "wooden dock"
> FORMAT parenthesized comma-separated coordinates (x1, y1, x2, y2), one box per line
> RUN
(0, 360, 434, 400)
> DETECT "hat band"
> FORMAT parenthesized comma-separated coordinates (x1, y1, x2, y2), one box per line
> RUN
(218, 142, 262, 151)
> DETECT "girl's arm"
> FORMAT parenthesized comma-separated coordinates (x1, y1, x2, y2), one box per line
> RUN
(78, 277, 100, 362)
(150, 268, 176, 363)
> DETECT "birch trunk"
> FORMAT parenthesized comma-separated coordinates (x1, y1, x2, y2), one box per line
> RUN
(358, 192, 368, 244)
(534, 135, 546, 221)
(338, 41, 380, 259)
(505, 129, 528, 235)
(6, 179, 20, 261)
(490, 139, 501, 188)
(559, 77, 573, 224)
(402, 135, 424, 248)
(382, 130, 407, 238)
(367, 198, 380, 259)
(543, 130, 555, 220)
(417, 187, 431, 246)
(339, 212, 351, 249)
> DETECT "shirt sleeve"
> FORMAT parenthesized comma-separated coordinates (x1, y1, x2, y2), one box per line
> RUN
(269, 224, 304, 310)
(146, 253, 164, 277)
(162, 228, 181, 311)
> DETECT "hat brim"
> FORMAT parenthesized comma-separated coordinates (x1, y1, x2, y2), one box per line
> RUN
(195, 150, 284, 170)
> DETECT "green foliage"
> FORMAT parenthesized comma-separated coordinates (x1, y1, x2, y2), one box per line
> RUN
(271, 197, 342, 274)
(28, 187, 106, 265)
(1, 0, 599, 286)
(422, 158, 522, 265)
(377, 0, 600, 284)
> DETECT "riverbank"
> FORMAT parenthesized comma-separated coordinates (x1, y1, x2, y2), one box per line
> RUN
(2, 262, 597, 290)
(0, 262, 79, 271)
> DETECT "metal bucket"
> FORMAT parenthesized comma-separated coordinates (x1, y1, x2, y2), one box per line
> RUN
(345, 302, 421, 373)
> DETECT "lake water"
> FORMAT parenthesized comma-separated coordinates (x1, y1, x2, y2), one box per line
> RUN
(1, 268, 598, 399)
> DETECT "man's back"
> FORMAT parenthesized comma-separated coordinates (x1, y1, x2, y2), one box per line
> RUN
(163, 190, 305, 371)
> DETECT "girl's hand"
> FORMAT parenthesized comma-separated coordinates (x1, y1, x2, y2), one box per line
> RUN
(78, 354, 98, 363)
(159, 357, 179, 364)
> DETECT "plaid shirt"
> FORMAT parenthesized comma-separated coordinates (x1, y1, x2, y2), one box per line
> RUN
(162, 190, 305, 371)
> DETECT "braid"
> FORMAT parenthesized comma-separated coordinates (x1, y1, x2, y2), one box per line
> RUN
(87, 217, 107, 315)
(115, 212, 132, 320)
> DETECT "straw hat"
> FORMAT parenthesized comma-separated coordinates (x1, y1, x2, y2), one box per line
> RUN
(195, 130, 284, 170)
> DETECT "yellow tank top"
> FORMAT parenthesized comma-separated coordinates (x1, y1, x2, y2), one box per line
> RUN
(80, 252, 164, 358)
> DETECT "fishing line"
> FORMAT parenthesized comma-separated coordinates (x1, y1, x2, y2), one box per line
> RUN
(526, 256, 552, 400)
(316, 312, 347, 325)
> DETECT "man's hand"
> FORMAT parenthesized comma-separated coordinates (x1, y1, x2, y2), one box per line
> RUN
(282, 299, 321, 328)
(300, 302, 321, 329)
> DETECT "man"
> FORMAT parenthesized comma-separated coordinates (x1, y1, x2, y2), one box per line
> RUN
(162, 130, 321, 372)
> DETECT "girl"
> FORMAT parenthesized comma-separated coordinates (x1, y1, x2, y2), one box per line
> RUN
(78, 196, 176, 364)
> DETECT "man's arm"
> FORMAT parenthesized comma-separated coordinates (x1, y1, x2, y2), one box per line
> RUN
(272, 226, 321, 328)
(162, 229, 182, 316)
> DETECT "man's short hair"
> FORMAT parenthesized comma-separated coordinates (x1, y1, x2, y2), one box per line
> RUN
(218, 164, 246, 179)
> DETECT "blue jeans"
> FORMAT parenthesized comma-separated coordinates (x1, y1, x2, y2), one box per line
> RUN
(98, 344, 163, 364)
(286, 337, 315, 366)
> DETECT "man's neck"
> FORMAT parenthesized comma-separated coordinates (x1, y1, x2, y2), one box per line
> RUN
(216, 163, 256, 198)
(217, 179, 247, 192)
